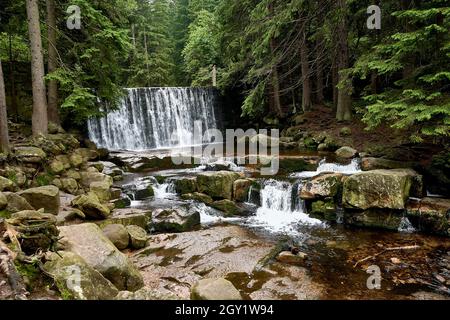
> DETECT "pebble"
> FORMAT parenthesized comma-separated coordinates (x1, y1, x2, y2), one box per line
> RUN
(390, 257, 401, 264)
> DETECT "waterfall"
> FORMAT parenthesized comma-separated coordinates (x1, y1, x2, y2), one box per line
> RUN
(291, 158, 361, 178)
(87, 87, 221, 151)
(248, 179, 323, 234)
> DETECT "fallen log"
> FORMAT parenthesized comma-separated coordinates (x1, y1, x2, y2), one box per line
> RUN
(353, 245, 421, 268)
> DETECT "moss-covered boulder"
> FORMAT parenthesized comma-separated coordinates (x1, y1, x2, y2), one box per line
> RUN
(0, 176, 15, 192)
(181, 192, 213, 205)
(69, 153, 84, 168)
(61, 178, 79, 195)
(152, 207, 200, 233)
(65, 169, 82, 181)
(361, 157, 415, 171)
(14, 146, 46, 164)
(343, 170, 420, 210)
(49, 159, 65, 175)
(406, 197, 450, 236)
(19, 186, 60, 214)
(211, 200, 244, 217)
(44, 251, 119, 300)
(344, 209, 403, 231)
(2, 192, 34, 213)
(336, 146, 357, 159)
(174, 177, 198, 194)
(59, 223, 144, 291)
(191, 278, 242, 300)
(90, 180, 111, 202)
(55, 155, 72, 170)
(126, 225, 147, 249)
(97, 208, 151, 230)
(300, 173, 343, 200)
(102, 224, 130, 250)
(310, 198, 337, 221)
(80, 172, 113, 188)
(233, 179, 253, 202)
(71, 193, 111, 219)
(197, 171, 241, 200)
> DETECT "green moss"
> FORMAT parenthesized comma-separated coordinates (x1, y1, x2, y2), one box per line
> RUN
(14, 261, 40, 282)
(0, 210, 11, 219)
(7, 172, 18, 184)
(55, 279, 75, 300)
(35, 172, 55, 187)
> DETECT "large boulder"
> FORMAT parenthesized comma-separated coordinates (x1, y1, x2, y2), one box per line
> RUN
(0, 176, 15, 192)
(300, 173, 343, 200)
(336, 146, 358, 159)
(152, 207, 200, 233)
(19, 186, 60, 214)
(14, 147, 46, 164)
(61, 178, 79, 195)
(191, 278, 242, 300)
(102, 224, 130, 250)
(174, 177, 197, 195)
(126, 225, 147, 249)
(406, 198, 450, 236)
(197, 171, 241, 200)
(361, 157, 415, 171)
(343, 170, 420, 210)
(89, 180, 111, 202)
(97, 208, 152, 230)
(71, 193, 111, 220)
(181, 192, 213, 205)
(59, 223, 144, 291)
(49, 159, 65, 175)
(233, 179, 253, 202)
(211, 200, 246, 217)
(44, 251, 119, 300)
(344, 209, 403, 231)
(2, 192, 34, 213)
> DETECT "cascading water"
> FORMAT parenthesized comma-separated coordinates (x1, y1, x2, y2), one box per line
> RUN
(87, 87, 221, 151)
(248, 179, 323, 234)
(291, 158, 361, 178)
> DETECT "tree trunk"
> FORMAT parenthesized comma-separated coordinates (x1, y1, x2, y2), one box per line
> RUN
(46, 0, 60, 125)
(335, 0, 352, 121)
(332, 61, 338, 110)
(300, 31, 312, 112)
(268, 2, 283, 118)
(26, 0, 48, 135)
(0, 61, 10, 153)
(315, 51, 324, 105)
(9, 34, 18, 122)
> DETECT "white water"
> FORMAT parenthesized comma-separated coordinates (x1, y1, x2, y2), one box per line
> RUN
(153, 182, 176, 199)
(291, 158, 361, 178)
(247, 179, 323, 234)
(87, 87, 220, 151)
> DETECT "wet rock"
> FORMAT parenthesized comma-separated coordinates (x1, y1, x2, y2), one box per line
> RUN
(0, 192, 6, 210)
(44, 251, 119, 300)
(59, 223, 144, 291)
(300, 173, 343, 200)
(233, 179, 252, 202)
(101, 161, 123, 177)
(0, 176, 15, 192)
(361, 157, 415, 171)
(2, 192, 34, 213)
(61, 178, 79, 195)
(335, 146, 357, 159)
(344, 209, 403, 231)
(126, 225, 148, 249)
(343, 169, 420, 210)
(14, 146, 46, 164)
(276, 251, 308, 265)
(406, 197, 450, 236)
(19, 186, 60, 214)
(174, 177, 197, 195)
(191, 278, 242, 300)
(71, 193, 111, 220)
(197, 171, 241, 200)
(97, 208, 151, 229)
(152, 207, 200, 233)
(181, 192, 213, 205)
(112, 196, 131, 209)
(310, 199, 337, 221)
(102, 224, 130, 250)
(133, 185, 154, 201)
(211, 200, 245, 217)
(278, 156, 320, 174)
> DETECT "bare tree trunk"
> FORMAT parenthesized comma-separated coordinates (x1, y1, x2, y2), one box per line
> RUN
(26, 0, 48, 135)
(0, 61, 10, 153)
(335, 0, 352, 121)
(300, 31, 312, 112)
(46, 0, 60, 125)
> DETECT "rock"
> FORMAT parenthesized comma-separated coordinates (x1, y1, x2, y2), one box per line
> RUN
(112, 196, 131, 209)
(69, 153, 84, 168)
(361, 157, 415, 171)
(303, 137, 318, 150)
(102, 224, 130, 250)
(56, 209, 85, 225)
(406, 197, 450, 236)
(58, 223, 144, 291)
(335, 146, 358, 159)
(90, 180, 111, 202)
(340, 127, 352, 137)
(0, 176, 15, 192)
(88, 162, 104, 172)
(97, 208, 151, 230)
(211, 200, 244, 217)
(300, 173, 343, 200)
(152, 207, 200, 233)
(80, 172, 113, 188)
(65, 169, 81, 181)
(191, 278, 242, 300)
(100, 161, 123, 177)
(174, 177, 198, 194)
(126, 225, 147, 249)
(19, 186, 60, 214)
(181, 192, 213, 205)
(0, 192, 6, 210)
(276, 251, 308, 265)
(43, 251, 119, 300)
(48, 122, 65, 134)
(390, 257, 401, 264)
(293, 114, 307, 125)
(97, 148, 109, 160)
(197, 171, 242, 200)
(61, 178, 79, 195)
(49, 159, 65, 175)
(52, 178, 62, 189)
(233, 179, 252, 202)
(115, 288, 179, 300)
(310, 199, 337, 221)
(132, 185, 154, 201)
(317, 143, 328, 151)
(263, 116, 279, 126)
(2, 192, 34, 213)
(344, 209, 403, 231)
(14, 146, 46, 163)
(343, 170, 418, 210)
(110, 188, 122, 200)
(278, 156, 320, 174)
(74, 148, 98, 161)
(71, 193, 111, 220)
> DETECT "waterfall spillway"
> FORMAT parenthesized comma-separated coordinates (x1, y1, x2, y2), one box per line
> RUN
(87, 87, 220, 151)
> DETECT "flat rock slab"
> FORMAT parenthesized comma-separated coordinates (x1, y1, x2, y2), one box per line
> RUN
(131, 225, 324, 300)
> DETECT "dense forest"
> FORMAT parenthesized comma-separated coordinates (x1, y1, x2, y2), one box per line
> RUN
(0, 0, 449, 146)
